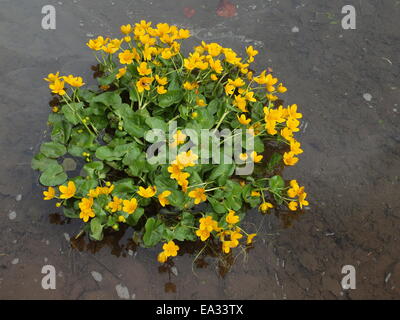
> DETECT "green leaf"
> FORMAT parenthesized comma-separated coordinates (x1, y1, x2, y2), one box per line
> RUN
(62, 102, 83, 125)
(51, 120, 72, 144)
(39, 163, 68, 186)
(126, 207, 144, 226)
(208, 163, 235, 182)
(40, 142, 67, 159)
(113, 178, 136, 195)
(90, 217, 104, 241)
(145, 117, 168, 132)
(174, 226, 196, 241)
(63, 207, 80, 219)
(97, 70, 118, 86)
(31, 153, 58, 171)
(143, 217, 165, 247)
(91, 91, 122, 106)
(266, 152, 283, 172)
(83, 161, 106, 179)
(208, 197, 227, 214)
(158, 90, 183, 108)
(269, 175, 285, 192)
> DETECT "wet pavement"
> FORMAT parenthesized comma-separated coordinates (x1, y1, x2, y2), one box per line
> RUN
(0, 0, 399, 299)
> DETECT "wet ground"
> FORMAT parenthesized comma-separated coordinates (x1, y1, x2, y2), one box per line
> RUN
(0, 0, 399, 299)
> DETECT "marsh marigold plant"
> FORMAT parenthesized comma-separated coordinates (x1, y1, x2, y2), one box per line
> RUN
(32, 21, 309, 263)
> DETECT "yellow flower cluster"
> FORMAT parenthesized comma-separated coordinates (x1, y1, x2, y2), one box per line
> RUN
(195, 210, 257, 254)
(167, 150, 198, 192)
(158, 240, 180, 263)
(136, 185, 171, 207)
(44, 72, 85, 96)
(287, 180, 309, 211)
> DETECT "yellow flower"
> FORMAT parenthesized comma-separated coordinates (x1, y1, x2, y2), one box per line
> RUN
(250, 151, 263, 163)
(102, 39, 122, 54)
(49, 79, 66, 96)
(118, 49, 136, 64)
(118, 215, 126, 223)
(183, 81, 198, 90)
(79, 208, 95, 222)
(158, 190, 171, 207)
(286, 118, 300, 132)
(298, 187, 309, 208)
(157, 85, 167, 94)
(281, 127, 293, 141)
(43, 187, 56, 200)
(161, 49, 173, 59)
(251, 191, 261, 197)
(287, 104, 302, 119)
(63, 75, 85, 88)
(233, 95, 248, 112)
(239, 153, 248, 161)
(163, 240, 179, 257)
(246, 233, 257, 244)
(116, 67, 127, 79)
(196, 228, 211, 241)
(136, 76, 154, 93)
(237, 114, 251, 125)
(177, 28, 190, 39)
(226, 210, 239, 224)
(209, 58, 223, 74)
(155, 75, 168, 86)
(120, 24, 132, 35)
(137, 186, 157, 198)
(196, 98, 207, 107)
(44, 72, 60, 83)
(283, 152, 299, 166)
(137, 62, 152, 76)
(158, 251, 168, 263)
(246, 45, 258, 62)
(277, 83, 287, 93)
(176, 150, 198, 167)
(290, 140, 303, 155)
(108, 196, 123, 212)
(170, 130, 186, 147)
(167, 163, 184, 180)
(122, 198, 138, 214)
(259, 202, 273, 213)
(86, 36, 106, 51)
(287, 180, 300, 198)
(188, 187, 207, 204)
(79, 197, 93, 211)
(210, 74, 218, 81)
(199, 216, 219, 232)
(59, 181, 76, 199)
(288, 201, 298, 211)
(142, 45, 156, 61)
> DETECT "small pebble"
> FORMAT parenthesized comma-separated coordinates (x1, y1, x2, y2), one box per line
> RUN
(363, 93, 372, 101)
(64, 233, 70, 242)
(291, 26, 299, 33)
(171, 266, 178, 276)
(11, 258, 19, 265)
(115, 284, 130, 299)
(8, 211, 17, 220)
(128, 250, 134, 256)
(91, 271, 103, 282)
(16, 194, 22, 201)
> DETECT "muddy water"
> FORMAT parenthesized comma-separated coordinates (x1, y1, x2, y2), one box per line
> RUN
(0, 0, 399, 299)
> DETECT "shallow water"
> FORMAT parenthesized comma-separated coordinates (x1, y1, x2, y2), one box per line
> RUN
(0, 0, 399, 299)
